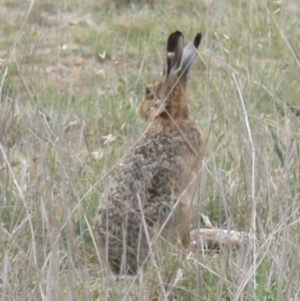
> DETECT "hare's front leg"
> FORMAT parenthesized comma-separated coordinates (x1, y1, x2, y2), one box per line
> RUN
(181, 229, 191, 247)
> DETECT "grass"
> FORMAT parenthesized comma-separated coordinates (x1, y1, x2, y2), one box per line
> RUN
(0, 0, 300, 300)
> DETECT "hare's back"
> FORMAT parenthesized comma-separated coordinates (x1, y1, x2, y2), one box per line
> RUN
(111, 125, 201, 205)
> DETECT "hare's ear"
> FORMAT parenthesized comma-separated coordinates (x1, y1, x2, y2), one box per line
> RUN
(166, 31, 184, 77)
(179, 32, 202, 89)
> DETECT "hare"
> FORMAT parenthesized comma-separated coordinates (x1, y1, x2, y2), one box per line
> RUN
(94, 30, 203, 274)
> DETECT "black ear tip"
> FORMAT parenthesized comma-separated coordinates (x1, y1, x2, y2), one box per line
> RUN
(194, 32, 202, 48)
(173, 30, 183, 36)
(167, 30, 184, 51)
(168, 30, 183, 43)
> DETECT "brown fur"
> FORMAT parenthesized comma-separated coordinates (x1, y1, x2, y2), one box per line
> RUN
(94, 31, 203, 274)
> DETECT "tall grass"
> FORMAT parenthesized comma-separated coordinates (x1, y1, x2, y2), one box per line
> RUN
(0, 0, 299, 300)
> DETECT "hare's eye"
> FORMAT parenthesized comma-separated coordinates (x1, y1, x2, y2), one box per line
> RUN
(145, 87, 151, 95)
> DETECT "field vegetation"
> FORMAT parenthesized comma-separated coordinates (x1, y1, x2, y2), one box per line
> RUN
(0, 0, 299, 300)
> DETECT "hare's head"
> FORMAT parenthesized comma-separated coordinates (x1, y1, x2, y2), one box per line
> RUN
(138, 31, 202, 122)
